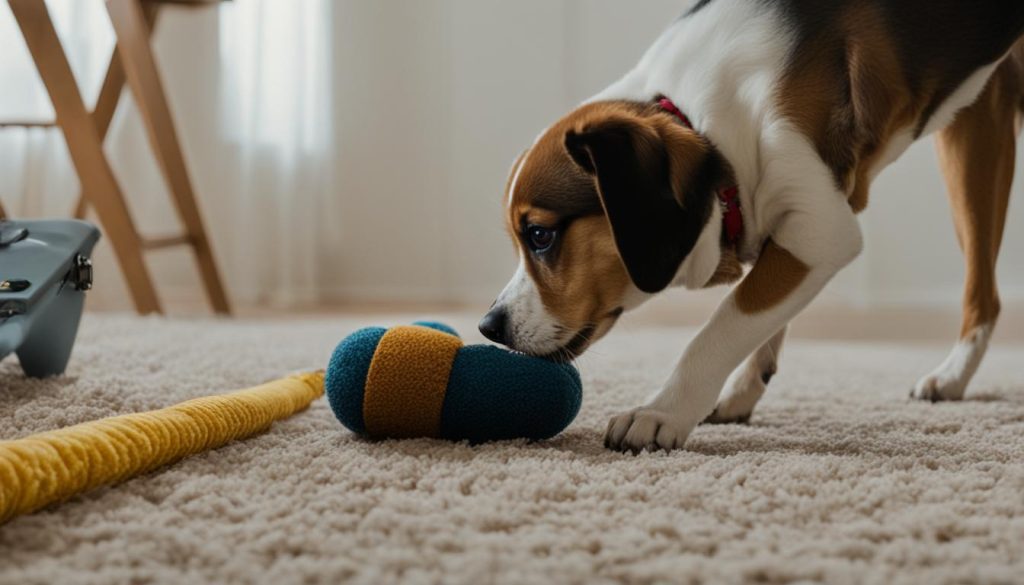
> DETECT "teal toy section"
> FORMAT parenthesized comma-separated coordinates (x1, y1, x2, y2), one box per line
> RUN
(441, 345, 581, 442)
(324, 326, 386, 436)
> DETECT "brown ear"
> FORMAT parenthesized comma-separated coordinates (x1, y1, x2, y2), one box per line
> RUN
(564, 112, 722, 293)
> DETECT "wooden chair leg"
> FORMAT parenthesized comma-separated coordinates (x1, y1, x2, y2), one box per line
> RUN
(105, 0, 231, 315)
(0, 198, 8, 220)
(10, 0, 162, 315)
(73, 3, 159, 220)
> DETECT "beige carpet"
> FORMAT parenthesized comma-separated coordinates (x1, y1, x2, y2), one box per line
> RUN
(1, 314, 1023, 585)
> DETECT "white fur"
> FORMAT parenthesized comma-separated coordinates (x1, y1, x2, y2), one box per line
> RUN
(493, 255, 564, 355)
(868, 127, 915, 184)
(911, 325, 994, 401)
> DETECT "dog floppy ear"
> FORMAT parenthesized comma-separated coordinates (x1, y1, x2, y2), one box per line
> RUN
(564, 111, 719, 293)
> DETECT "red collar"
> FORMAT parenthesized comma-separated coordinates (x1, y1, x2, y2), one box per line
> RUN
(657, 97, 743, 246)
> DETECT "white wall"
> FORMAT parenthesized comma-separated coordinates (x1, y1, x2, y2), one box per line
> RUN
(6, 1, 1023, 311)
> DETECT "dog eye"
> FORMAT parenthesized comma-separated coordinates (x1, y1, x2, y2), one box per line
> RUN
(526, 225, 556, 253)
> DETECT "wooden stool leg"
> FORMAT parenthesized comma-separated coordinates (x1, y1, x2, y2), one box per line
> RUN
(72, 49, 125, 219)
(105, 0, 231, 315)
(73, 3, 159, 220)
(71, 188, 89, 220)
(10, 0, 161, 315)
(71, 49, 124, 220)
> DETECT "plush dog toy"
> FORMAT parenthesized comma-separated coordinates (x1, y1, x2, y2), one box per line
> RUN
(324, 322, 582, 442)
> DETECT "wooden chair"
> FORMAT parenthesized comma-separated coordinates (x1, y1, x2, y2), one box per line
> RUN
(4, 0, 230, 315)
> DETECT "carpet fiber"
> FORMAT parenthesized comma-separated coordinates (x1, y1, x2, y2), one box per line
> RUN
(2, 314, 1023, 584)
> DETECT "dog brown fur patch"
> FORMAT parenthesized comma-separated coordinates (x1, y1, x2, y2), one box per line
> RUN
(734, 240, 810, 314)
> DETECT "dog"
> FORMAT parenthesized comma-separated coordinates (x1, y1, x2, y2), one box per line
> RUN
(480, 0, 1024, 452)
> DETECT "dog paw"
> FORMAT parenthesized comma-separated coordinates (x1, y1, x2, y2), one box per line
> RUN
(604, 408, 692, 453)
(911, 326, 990, 402)
(910, 372, 967, 402)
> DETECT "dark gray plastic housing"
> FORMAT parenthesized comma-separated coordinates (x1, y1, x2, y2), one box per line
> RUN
(0, 220, 100, 377)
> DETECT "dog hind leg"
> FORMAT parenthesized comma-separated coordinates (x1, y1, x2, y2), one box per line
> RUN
(912, 48, 1022, 401)
(705, 326, 787, 423)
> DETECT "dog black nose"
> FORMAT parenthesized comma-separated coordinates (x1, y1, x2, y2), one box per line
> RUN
(478, 307, 508, 345)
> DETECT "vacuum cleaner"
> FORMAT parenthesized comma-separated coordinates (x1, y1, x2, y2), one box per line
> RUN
(0, 219, 99, 377)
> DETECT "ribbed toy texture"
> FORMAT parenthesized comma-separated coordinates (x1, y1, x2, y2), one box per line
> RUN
(0, 372, 324, 524)
(362, 325, 463, 438)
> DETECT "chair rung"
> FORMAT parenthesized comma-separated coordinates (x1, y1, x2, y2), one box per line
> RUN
(0, 120, 57, 128)
(141, 234, 192, 249)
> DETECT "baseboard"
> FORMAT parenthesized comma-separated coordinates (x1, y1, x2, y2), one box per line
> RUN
(85, 282, 1024, 343)
(849, 283, 1024, 310)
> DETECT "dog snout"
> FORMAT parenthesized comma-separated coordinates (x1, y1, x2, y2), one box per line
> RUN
(478, 306, 509, 345)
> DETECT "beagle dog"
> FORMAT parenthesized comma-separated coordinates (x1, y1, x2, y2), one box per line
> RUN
(480, 0, 1024, 452)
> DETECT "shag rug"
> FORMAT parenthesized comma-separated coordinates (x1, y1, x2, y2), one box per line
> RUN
(1, 314, 1023, 585)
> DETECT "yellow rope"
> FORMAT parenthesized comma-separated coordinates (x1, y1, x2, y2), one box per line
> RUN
(0, 371, 324, 524)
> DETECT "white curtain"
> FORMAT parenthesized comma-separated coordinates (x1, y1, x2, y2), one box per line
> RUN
(0, 0, 334, 308)
(215, 0, 335, 306)
(0, 1, 113, 218)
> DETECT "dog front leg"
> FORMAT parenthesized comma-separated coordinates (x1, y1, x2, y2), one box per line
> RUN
(605, 209, 862, 452)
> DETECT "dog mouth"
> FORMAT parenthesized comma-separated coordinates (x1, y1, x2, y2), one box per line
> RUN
(536, 324, 596, 363)
(510, 307, 624, 363)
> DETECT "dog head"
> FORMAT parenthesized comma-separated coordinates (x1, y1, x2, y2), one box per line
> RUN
(480, 100, 733, 360)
